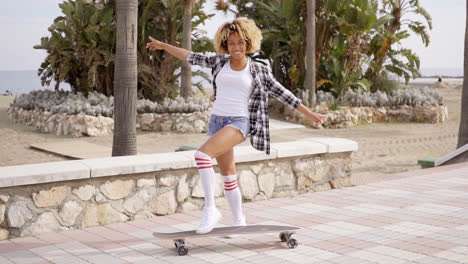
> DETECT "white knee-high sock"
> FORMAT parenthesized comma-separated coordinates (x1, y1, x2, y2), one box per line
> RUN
(223, 174, 243, 220)
(194, 150, 216, 208)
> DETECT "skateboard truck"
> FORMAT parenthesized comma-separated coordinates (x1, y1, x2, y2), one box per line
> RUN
(174, 239, 188, 256)
(280, 231, 298, 249)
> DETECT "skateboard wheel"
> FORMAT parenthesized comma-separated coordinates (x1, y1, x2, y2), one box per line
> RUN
(287, 238, 298, 249)
(279, 233, 287, 242)
(177, 245, 188, 256)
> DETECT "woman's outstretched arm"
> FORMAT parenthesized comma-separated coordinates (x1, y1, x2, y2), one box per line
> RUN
(296, 104, 327, 125)
(146, 36, 190, 61)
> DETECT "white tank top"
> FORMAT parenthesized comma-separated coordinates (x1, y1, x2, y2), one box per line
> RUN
(211, 59, 254, 117)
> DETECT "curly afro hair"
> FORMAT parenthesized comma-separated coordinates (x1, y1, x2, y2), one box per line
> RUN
(214, 17, 262, 55)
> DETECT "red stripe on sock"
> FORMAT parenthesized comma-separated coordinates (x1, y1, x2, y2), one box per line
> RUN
(224, 180, 237, 185)
(196, 162, 211, 165)
(225, 186, 238, 191)
(224, 183, 237, 188)
(195, 158, 210, 161)
(197, 166, 213, 169)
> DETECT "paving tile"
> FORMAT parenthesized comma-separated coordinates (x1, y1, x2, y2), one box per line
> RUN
(344, 204, 397, 215)
(240, 253, 286, 264)
(434, 249, 468, 263)
(206, 243, 257, 258)
(310, 241, 358, 254)
(388, 240, 443, 255)
(445, 209, 468, 219)
(406, 237, 460, 251)
(414, 256, 462, 264)
(349, 232, 400, 245)
(312, 210, 355, 221)
(1, 250, 46, 264)
(187, 247, 237, 263)
(263, 247, 322, 263)
(345, 216, 394, 228)
(423, 232, 468, 246)
(0, 240, 23, 254)
(449, 246, 468, 255)
(328, 237, 379, 250)
(105, 246, 155, 263)
(0, 255, 14, 264)
(9, 236, 48, 251)
(29, 245, 89, 264)
(165, 213, 201, 223)
(296, 229, 340, 241)
(328, 255, 378, 264)
(60, 228, 122, 251)
(382, 222, 446, 236)
(300, 214, 335, 225)
(311, 221, 373, 236)
(293, 245, 341, 259)
(277, 216, 317, 228)
(35, 232, 74, 245)
(366, 245, 426, 261)
(105, 222, 146, 233)
(83, 225, 139, 246)
(347, 249, 407, 264)
(406, 203, 464, 214)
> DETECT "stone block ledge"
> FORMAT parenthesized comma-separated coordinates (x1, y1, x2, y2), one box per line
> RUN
(0, 137, 357, 240)
(0, 138, 357, 188)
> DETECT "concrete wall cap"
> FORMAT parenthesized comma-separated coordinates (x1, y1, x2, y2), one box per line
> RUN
(0, 161, 90, 188)
(77, 152, 194, 178)
(0, 137, 356, 187)
(271, 141, 327, 158)
(301, 137, 358, 153)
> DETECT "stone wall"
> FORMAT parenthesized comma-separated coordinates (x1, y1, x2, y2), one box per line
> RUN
(0, 138, 357, 240)
(269, 100, 449, 129)
(7, 106, 210, 137)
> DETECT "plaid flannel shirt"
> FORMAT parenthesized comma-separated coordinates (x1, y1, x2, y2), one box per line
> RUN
(187, 52, 302, 154)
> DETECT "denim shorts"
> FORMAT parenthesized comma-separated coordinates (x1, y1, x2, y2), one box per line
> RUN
(207, 115, 250, 139)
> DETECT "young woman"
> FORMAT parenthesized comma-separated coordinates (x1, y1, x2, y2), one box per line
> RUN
(147, 17, 327, 234)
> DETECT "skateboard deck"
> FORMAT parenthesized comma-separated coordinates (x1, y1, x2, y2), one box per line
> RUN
(153, 225, 300, 256)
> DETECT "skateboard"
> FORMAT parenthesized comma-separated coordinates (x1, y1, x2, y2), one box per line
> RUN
(153, 225, 300, 256)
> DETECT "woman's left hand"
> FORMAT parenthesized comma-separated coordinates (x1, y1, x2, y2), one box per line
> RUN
(296, 104, 327, 125)
(310, 112, 327, 125)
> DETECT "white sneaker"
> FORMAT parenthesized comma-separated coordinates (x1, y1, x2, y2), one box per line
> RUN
(225, 215, 246, 238)
(233, 215, 246, 227)
(196, 207, 222, 234)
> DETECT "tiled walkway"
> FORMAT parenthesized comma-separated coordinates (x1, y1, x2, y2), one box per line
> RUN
(1, 163, 467, 264)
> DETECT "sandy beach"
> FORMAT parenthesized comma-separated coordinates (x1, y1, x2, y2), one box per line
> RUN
(0, 81, 462, 181)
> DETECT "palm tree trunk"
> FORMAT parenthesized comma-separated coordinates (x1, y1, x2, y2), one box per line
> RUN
(305, 0, 316, 107)
(181, 0, 193, 99)
(112, 0, 138, 156)
(458, 0, 468, 148)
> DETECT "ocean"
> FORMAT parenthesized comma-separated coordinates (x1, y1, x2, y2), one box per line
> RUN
(0, 70, 71, 95)
(0, 68, 463, 96)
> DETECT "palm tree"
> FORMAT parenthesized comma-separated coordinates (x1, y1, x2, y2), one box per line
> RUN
(112, 0, 138, 156)
(365, 0, 432, 90)
(181, 0, 194, 98)
(458, 0, 468, 148)
(305, 0, 316, 107)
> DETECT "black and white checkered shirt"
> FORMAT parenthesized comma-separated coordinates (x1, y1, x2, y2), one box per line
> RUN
(187, 52, 302, 154)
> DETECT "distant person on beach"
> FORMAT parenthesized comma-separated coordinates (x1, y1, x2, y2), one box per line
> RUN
(146, 17, 327, 234)
(438, 76, 442, 82)
(2, 90, 12, 96)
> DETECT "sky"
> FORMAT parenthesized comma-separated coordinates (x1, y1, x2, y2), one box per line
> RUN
(0, 0, 465, 74)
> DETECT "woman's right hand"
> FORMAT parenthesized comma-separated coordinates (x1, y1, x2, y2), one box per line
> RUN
(146, 36, 165, 51)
